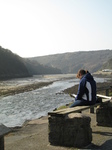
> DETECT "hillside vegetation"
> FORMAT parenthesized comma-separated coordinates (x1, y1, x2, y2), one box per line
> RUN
(30, 50, 112, 73)
(102, 58, 112, 69)
(0, 46, 30, 80)
(24, 58, 62, 75)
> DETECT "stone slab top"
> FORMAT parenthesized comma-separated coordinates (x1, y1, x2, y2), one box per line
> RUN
(0, 124, 11, 137)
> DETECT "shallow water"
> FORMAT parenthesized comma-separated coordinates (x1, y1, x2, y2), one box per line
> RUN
(0, 74, 106, 127)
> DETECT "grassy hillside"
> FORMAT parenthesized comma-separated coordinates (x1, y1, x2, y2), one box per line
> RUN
(30, 50, 112, 73)
(102, 58, 112, 69)
(24, 58, 62, 75)
(0, 46, 30, 80)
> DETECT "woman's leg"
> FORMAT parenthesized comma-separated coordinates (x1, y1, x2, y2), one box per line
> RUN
(70, 100, 85, 108)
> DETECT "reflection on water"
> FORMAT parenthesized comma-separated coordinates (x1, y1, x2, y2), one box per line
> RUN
(0, 74, 106, 127)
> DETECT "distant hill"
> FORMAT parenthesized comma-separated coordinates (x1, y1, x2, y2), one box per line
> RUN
(24, 58, 62, 75)
(0, 46, 111, 81)
(29, 50, 112, 73)
(0, 46, 30, 80)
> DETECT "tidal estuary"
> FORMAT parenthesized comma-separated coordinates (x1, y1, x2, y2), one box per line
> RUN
(0, 74, 106, 127)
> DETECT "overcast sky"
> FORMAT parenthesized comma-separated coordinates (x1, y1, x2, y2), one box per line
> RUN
(0, 0, 112, 57)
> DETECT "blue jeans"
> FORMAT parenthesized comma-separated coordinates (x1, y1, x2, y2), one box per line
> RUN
(70, 99, 94, 108)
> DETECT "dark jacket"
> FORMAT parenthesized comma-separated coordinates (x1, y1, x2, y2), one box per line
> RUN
(75, 73, 96, 104)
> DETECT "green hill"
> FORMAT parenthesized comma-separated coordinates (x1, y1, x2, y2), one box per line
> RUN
(102, 58, 112, 69)
(0, 46, 31, 80)
(24, 58, 62, 75)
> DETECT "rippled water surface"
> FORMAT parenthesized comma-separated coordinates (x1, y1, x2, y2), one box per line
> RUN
(0, 74, 106, 127)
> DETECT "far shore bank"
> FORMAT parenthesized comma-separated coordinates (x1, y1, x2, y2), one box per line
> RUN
(0, 81, 53, 97)
(63, 81, 112, 96)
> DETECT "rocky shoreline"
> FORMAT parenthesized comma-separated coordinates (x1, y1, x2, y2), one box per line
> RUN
(63, 81, 112, 96)
(0, 81, 53, 97)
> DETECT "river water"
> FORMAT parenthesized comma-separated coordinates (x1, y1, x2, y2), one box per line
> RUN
(0, 74, 106, 127)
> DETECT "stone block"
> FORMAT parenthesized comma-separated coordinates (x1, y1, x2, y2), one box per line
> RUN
(48, 113, 92, 148)
(96, 101, 112, 127)
(0, 124, 11, 150)
(0, 137, 4, 150)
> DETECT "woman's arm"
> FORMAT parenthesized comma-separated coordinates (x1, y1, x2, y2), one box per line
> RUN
(75, 78, 86, 100)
